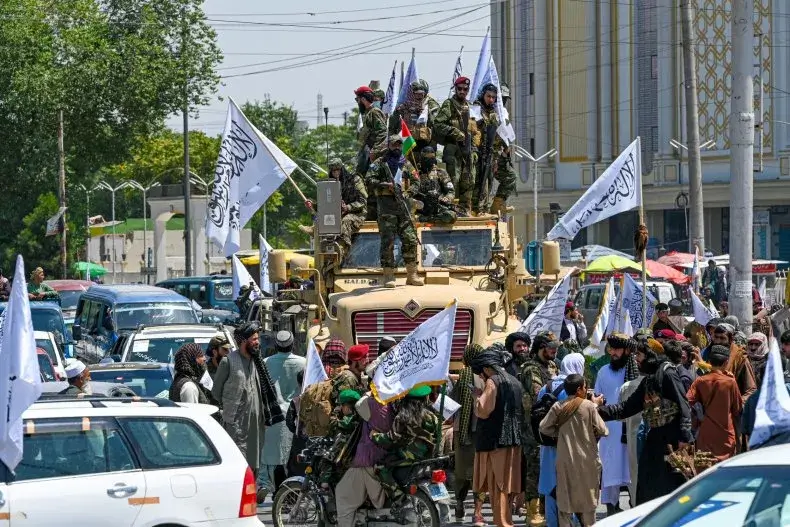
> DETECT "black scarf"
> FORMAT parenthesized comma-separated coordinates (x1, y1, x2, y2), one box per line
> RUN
(385, 151, 405, 178)
(170, 343, 212, 403)
(251, 351, 285, 426)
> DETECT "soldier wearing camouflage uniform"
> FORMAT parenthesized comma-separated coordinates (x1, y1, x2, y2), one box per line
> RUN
(354, 85, 388, 220)
(518, 331, 559, 525)
(389, 79, 440, 162)
(330, 158, 367, 261)
(367, 135, 423, 288)
(434, 77, 480, 216)
(413, 146, 456, 224)
(472, 83, 517, 216)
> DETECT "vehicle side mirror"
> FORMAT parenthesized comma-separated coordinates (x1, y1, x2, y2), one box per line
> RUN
(72, 324, 82, 340)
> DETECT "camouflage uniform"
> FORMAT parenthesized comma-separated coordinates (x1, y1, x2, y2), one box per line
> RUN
(434, 95, 480, 214)
(389, 79, 441, 163)
(330, 367, 365, 407)
(367, 149, 420, 269)
(330, 159, 368, 259)
(414, 147, 456, 224)
(518, 334, 560, 502)
(357, 102, 388, 221)
(473, 101, 516, 215)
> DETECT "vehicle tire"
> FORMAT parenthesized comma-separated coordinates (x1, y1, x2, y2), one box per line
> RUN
(403, 490, 441, 527)
(272, 481, 323, 527)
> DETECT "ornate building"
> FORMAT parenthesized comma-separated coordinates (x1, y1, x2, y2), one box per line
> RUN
(492, 0, 790, 261)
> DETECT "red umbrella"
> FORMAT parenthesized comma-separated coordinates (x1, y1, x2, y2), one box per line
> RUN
(645, 259, 691, 285)
(657, 251, 695, 268)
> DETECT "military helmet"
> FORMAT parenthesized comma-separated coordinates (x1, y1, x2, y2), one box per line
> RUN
(500, 82, 511, 99)
(328, 157, 343, 170)
(389, 133, 403, 144)
(373, 89, 385, 100)
(410, 79, 429, 93)
(421, 145, 436, 155)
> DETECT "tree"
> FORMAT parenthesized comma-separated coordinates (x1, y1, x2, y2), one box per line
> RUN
(0, 0, 222, 274)
(5, 193, 62, 274)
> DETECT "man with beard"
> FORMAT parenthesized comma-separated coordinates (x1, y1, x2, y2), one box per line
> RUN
(212, 322, 284, 493)
(652, 303, 681, 334)
(170, 343, 212, 403)
(519, 332, 560, 526)
(595, 338, 693, 505)
(367, 135, 423, 288)
(471, 83, 516, 216)
(331, 344, 369, 407)
(354, 85, 388, 220)
(434, 76, 479, 215)
(303, 158, 368, 259)
(413, 146, 456, 223)
(594, 333, 634, 516)
(504, 331, 531, 377)
(206, 333, 232, 381)
(389, 79, 440, 160)
(707, 323, 756, 405)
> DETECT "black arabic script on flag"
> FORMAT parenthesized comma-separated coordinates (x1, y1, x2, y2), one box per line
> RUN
(208, 121, 259, 229)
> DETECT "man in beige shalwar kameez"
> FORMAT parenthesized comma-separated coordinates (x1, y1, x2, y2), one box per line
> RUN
(539, 374, 608, 527)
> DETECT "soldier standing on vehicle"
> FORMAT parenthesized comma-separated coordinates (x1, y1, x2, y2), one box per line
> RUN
(354, 85, 388, 220)
(389, 79, 440, 162)
(492, 83, 517, 217)
(414, 146, 456, 224)
(434, 77, 480, 216)
(367, 135, 423, 288)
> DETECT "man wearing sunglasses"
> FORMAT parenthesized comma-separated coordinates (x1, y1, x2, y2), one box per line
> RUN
(434, 76, 480, 216)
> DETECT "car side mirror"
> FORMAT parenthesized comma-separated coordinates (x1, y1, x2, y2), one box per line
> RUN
(72, 324, 82, 340)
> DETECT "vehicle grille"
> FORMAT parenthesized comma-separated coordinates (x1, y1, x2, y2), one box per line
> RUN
(353, 309, 473, 360)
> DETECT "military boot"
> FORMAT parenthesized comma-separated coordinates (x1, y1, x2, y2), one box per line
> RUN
(382, 267, 396, 288)
(458, 198, 472, 217)
(405, 263, 424, 286)
(489, 196, 506, 217)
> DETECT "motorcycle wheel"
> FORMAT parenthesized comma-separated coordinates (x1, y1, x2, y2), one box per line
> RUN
(402, 490, 441, 527)
(272, 481, 325, 527)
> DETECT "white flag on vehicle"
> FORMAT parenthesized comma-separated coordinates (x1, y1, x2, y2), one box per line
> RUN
(584, 277, 617, 357)
(206, 98, 296, 256)
(0, 255, 43, 470)
(259, 235, 274, 296)
(548, 138, 642, 240)
(397, 54, 419, 106)
(301, 339, 328, 393)
(372, 299, 457, 403)
(517, 273, 573, 339)
(690, 288, 719, 327)
(469, 28, 490, 103)
(449, 47, 463, 97)
(750, 337, 790, 448)
(758, 277, 767, 309)
(231, 254, 261, 301)
(383, 60, 399, 116)
(621, 273, 657, 329)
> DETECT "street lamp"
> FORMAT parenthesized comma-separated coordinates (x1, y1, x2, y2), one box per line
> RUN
(189, 174, 212, 271)
(97, 181, 133, 284)
(514, 146, 557, 243)
(669, 138, 715, 183)
(77, 183, 103, 280)
(125, 180, 161, 279)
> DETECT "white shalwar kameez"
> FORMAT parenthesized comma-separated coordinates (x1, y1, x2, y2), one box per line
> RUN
(594, 364, 630, 505)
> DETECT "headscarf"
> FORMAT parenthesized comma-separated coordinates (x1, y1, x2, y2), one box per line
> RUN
(457, 344, 483, 445)
(557, 339, 581, 362)
(169, 343, 212, 403)
(723, 315, 740, 332)
(551, 352, 586, 392)
(747, 332, 769, 359)
(469, 347, 505, 376)
(505, 332, 531, 367)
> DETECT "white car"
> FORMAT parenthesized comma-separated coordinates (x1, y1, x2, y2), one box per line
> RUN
(594, 444, 790, 526)
(34, 330, 66, 380)
(2, 397, 262, 526)
(108, 324, 236, 364)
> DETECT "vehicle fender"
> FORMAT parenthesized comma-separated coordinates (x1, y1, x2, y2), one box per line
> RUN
(281, 476, 306, 487)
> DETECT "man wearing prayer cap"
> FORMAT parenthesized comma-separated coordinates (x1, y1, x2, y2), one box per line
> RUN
(378, 336, 397, 357)
(60, 360, 91, 396)
(434, 76, 480, 216)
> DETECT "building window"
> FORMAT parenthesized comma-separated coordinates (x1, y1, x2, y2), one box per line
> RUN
(651, 126, 658, 153)
(529, 73, 534, 95)
(529, 138, 535, 155)
(721, 207, 730, 254)
(651, 55, 658, 79)
(663, 209, 688, 253)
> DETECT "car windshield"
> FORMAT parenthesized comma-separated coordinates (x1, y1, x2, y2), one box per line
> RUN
(344, 233, 403, 268)
(58, 291, 83, 311)
(35, 338, 59, 366)
(214, 282, 233, 301)
(114, 302, 198, 330)
(30, 310, 64, 339)
(638, 466, 790, 527)
(89, 368, 172, 398)
(422, 229, 492, 267)
(37, 354, 56, 382)
(128, 336, 210, 363)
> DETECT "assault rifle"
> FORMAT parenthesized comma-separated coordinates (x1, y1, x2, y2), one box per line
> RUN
(476, 119, 497, 210)
(460, 106, 472, 188)
(385, 164, 419, 240)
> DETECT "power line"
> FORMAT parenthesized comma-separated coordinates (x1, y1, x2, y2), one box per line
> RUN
(204, 0, 482, 17)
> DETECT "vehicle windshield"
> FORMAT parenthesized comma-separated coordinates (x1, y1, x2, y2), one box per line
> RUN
(114, 302, 198, 330)
(37, 354, 56, 382)
(35, 338, 60, 366)
(57, 291, 83, 311)
(214, 282, 233, 301)
(89, 368, 172, 398)
(344, 233, 402, 268)
(128, 336, 210, 363)
(30, 310, 65, 340)
(422, 229, 492, 267)
(638, 466, 790, 527)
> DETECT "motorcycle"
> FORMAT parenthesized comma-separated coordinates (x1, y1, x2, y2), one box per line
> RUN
(272, 437, 449, 527)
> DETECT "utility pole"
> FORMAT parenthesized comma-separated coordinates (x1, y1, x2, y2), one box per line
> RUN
(58, 110, 67, 278)
(182, 5, 192, 277)
(729, 0, 754, 328)
(680, 0, 705, 256)
(323, 107, 330, 168)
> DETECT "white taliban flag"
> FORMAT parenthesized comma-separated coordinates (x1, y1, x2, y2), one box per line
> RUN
(548, 138, 642, 240)
(206, 98, 297, 256)
(0, 255, 43, 470)
(758, 277, 768, 309)
(690, 288, 719, 327)
(469, 27, 491, 103)
(621, 273, 657, 329)
(397, 54, 419, 106)
(584, 277, 617, 357)
(301, 339, 328, 393)
(231, 254, 261, 301)
(259, 234, 274, 296)
(383, 60, 399, 116)
(750, 337, 790, 448)
(372, 299, 457, 403)
(518, 273, 573, 339)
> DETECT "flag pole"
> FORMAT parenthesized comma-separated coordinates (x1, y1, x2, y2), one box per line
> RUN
(638, 137, 648, 328)
(435, 384, 446, 456)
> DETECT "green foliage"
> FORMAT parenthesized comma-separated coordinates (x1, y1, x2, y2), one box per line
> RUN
(5, 193, 60, 274)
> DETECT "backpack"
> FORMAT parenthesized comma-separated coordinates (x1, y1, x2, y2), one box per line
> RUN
(530, 383, 565, 447)
(298, 379, 334, 437)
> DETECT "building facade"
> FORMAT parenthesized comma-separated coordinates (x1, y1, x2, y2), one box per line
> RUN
(492, 0, 790, 262)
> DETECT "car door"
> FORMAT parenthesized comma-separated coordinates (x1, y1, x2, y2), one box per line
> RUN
(8, 416, 146, 526)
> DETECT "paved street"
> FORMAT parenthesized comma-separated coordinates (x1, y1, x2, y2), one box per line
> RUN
(257, 490, 632, 525)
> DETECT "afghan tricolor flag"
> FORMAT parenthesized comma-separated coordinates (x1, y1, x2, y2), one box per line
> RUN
(400, 118, 416, 157)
